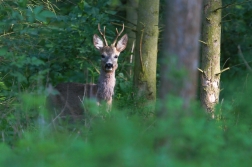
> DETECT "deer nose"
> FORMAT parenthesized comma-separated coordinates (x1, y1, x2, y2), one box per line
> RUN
(105, 63, 113, 69)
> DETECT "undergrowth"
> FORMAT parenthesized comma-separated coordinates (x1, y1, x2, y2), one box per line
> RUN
(0, 79, 252, 167)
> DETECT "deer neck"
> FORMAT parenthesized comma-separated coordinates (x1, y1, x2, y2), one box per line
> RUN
(97, 70, 116, 102)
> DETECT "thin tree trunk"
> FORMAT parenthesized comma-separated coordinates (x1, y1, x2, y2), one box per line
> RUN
(159, 0, 202, 116)
(200, 0, 222, 115)
(133, 0, 159, 112)
(126, 0, 138, 78)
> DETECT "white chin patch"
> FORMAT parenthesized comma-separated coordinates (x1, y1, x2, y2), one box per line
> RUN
(105, 68, 113, 71)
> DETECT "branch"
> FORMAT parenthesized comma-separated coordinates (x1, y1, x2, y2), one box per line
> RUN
(110, 22, 136, 32)
(215, 67, 230, 75)
(105, 12, 137, 26)
(197, 68, 204, 73)
(237, 45, 252, 72)
(0, 32, 14, 38)
(199, 40, 208, 45)
(77, 56, 100, 74)
(222, 58, 230, 69)
(139, 25, 145, 73)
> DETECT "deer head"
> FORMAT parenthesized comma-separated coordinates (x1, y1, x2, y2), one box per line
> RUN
(93, 24, 128, 73)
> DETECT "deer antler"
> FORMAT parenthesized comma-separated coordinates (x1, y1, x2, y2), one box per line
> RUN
(98, 24, 108, 46)
(112, 23, 124, 46)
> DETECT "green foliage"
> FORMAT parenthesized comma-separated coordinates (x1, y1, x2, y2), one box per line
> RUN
(0, 0, 129, 117)
(221, 0, 252, 83)
(1, 87, 252, 166)
(0, 0, 129, 144)
(0, 0, 128, 90)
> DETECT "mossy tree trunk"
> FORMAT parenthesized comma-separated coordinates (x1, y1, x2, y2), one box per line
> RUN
(133, 0, 159, 112)
(200, 0, 222, 115)
(159, 0, 202, 116)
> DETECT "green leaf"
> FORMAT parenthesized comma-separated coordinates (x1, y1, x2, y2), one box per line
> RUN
(45, 44, 54, 48)
(0, 48, 8, 56)
(11, 11, 19, 19)
(11, 72, 27, 83)
(34, 14, 45, 22)
(26, 9, 35, 23)
(35, 10, 55, 22)
(30, 57, 44, 66)
(33, 6, 44, 15)
(10, 55, 27, 68)
(39, 10, 55, 18)
(17, 0, 28, 7)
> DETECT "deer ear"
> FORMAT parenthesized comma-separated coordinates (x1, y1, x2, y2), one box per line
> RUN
(116, 34, 128, 52)
(93, 34, 104, 50)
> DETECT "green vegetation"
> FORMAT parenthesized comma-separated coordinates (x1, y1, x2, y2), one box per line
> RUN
(0, 0, 252, 166)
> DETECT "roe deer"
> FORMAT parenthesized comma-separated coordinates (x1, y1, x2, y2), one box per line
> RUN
(48, 24, 128, 120)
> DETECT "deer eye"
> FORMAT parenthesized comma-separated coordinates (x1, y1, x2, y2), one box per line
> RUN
(114, 55, 118, 58)
(101, 55, 105, 58)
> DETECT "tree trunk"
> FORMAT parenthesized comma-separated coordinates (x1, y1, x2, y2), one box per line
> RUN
(133, 0, 159, 112)
(200, 0, 222, 115)
(159, 0, 202, 116)
(126, 0, 138, 77)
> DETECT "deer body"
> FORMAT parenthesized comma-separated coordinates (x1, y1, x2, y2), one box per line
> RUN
(48, 24, 128, 119)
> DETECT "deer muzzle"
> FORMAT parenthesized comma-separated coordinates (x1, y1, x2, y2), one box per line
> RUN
(105, 63, 113, 71)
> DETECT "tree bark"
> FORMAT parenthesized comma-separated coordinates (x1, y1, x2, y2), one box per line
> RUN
(159, 0, 202, 115)
(133, 0, 159, 112)
(200, 0, 222, 115)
